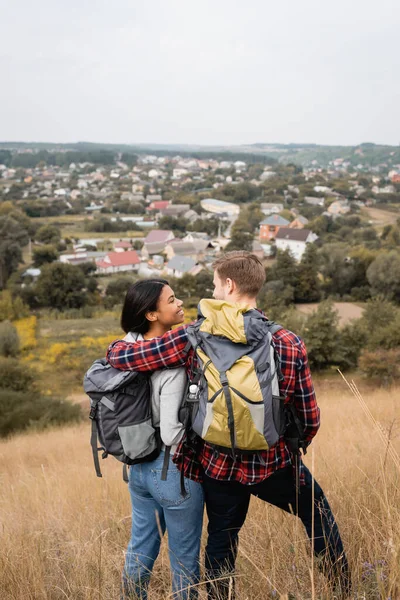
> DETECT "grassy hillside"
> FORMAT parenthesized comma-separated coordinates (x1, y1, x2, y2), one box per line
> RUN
(18, 309, 199, 398)
(0, 381, 399, 599)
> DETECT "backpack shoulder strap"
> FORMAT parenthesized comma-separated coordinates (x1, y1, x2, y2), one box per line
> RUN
(265, 320, 283, 335)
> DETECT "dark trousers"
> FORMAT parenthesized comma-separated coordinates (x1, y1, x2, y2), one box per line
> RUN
(203, 465, 350, 599)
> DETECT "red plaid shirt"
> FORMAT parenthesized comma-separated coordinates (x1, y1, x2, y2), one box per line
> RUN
(106, 321, 320, 485)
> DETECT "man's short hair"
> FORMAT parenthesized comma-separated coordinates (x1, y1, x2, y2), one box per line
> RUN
(212, 251, 266, 297)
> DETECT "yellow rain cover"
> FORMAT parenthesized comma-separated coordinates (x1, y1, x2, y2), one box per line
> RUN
(198, 299, 252, 344)
(197, 348, 269, 451)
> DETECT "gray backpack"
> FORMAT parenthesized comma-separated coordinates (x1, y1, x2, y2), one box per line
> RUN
(84, 358, 161, 480)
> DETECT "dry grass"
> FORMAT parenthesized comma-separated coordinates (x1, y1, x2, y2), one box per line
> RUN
(295, 303, 365, 327)
(0, 381, 399, 600)
(361, 207, 400, 227)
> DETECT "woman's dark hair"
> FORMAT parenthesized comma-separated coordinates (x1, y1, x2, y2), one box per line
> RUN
(121, 279, 169, 334)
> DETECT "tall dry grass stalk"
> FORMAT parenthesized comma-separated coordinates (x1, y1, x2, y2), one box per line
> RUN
(0, 382, 399, 599)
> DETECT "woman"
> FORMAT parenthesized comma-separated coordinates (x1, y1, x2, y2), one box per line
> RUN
(120, 279, 204, 600)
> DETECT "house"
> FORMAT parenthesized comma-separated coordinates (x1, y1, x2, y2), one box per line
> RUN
(144, 230, 175, 245)
(165, 256, 197, 278)
(327, 200, 350, 216)
(131, 194, 145, 202)
(184, 209, 200, 223)
(183, 232, 210, 243)
(141, 230, 175, 259)
(165, 240, 208, 261)
(259, 171, 277, 181)
(200, 198, 240, 217)
(96, 250, 140, 274)
(289, 215, 309, 229)
(60, 252, 92, 265)
(259, 215, 290, 241)
(173, 168, 189, 179)
(260, 243, 274, 257)
(85, 203, 104, 212)
(260, 202, 283, 216)
(251, 241, 265, 260)
(113, 240, 133, 252)
(146, 194, 162, 203)
(159, 204, 191, 217)
(147, 200, 170, 212)
(275, 228, 318, 261)
(22, 268, 41, 281)
(304, 196, 325, 207)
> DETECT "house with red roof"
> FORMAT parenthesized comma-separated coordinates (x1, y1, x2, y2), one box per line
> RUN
(96, 250, 140, 274)
(146, 200, 171, 213)
(113, 240, 133, 252)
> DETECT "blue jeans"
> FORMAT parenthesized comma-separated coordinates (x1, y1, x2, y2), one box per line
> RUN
(122, 451, 204, 600)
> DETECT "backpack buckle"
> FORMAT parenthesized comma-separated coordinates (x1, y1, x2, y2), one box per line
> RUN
(89, 406, 97, 420)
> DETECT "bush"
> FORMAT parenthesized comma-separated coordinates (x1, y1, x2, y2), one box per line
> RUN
(32, 244, 59, 267)
(301, 300, 346, 370)
(0, 321, 20, 357)
(0, 389, 82, 437)
(0, 358, 36, 392)
(358, 348, 400, 385)
(105, 278, 133, 299)
(0, 290, 29, 321)
(14, 316, 37, 350)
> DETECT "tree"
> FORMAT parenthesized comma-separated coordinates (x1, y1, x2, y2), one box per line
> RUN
(169, 271, 214, 304)
(35, 263, 87, 310)
(0, 291, 28, 321)
(104, 277, 133, 308)
(367, 251, 400, 303)
(294, 244, 321, 302)
(35, 224, 61, 246)
(0, 215, 29, 289)
(120, 152, 138, 168)
(158, 216, 189, 233)
(258, 280, 295, 316)
(32, 245, 59, 267)
(224, 231, 253, 252)
(187, 218, 219, 236)
(0, 358, 82, 437)
(267, 249, 299, 290)
(318, 243, 357, 297)
(302, 301, 346, 370)
(0, 321, 20, 357)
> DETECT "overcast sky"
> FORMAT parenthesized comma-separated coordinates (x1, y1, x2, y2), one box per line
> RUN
(1, 0, 399, 146)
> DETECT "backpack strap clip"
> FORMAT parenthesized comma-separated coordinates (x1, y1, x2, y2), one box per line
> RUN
(219, 371, 236, 459)
(89, 409, 103, 479)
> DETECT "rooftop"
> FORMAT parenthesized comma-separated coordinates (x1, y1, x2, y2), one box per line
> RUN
(166, 255, 196, 273)
(97, 250, 140, 267)
(275, 227, 312, 242)
(144, 230, 174, 244)
(260, 215, 290, 226)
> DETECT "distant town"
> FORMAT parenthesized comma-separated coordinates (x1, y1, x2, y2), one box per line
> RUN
(1, 142, 399, 290)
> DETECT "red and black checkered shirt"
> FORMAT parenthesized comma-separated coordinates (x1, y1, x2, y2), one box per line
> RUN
(106, 322, 320, 485)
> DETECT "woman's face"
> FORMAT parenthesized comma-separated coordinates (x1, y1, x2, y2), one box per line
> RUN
(148, 285, 184, 328)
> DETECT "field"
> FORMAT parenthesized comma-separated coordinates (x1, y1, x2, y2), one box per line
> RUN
(362, 207, 400, 228)
(296, 303, 364, 327)
(30, 215, 146, 240)
(0, 380, 399, 600)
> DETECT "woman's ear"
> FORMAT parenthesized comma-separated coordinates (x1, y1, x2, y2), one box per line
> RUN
(145, 311, 158, 322)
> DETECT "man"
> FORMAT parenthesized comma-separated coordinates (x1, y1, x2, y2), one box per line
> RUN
(107, 251, 350, 599)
